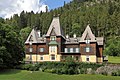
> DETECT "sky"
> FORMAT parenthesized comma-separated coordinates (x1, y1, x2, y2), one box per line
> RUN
(0, 0, 72, 19)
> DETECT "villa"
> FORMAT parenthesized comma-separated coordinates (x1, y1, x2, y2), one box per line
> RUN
(25, 17, 104, 63)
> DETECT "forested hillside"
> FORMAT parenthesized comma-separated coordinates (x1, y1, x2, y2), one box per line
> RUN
(3, 0, 120, 56)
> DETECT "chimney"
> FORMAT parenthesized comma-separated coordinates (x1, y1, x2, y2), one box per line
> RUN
(73, 34, 76, 38)
(66, 34, 69, 39)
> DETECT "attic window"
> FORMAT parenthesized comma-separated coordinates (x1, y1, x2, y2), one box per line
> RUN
(50, 36, 56, 41)
(85, 33, 91, 40)
(85, 33, 90, 44)
(29, 35, 33, 42)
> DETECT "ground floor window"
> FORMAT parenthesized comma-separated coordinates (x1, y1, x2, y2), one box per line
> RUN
(51, 55, 55, 60)
(86, 56, 89, 61)
(30, 55, 32, 60)
(40, 55, 44, 60)
(75, 56, 79, 61)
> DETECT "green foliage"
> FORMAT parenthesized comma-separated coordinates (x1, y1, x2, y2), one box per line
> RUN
(111, 71, 118, 76)
(1, 69, 120, 80)
(21, 62, 103, 75)
(101, 71, 108, 76)
(0, 23, 24, 68)
(20, 27, 32, 42)
(111, 70, 120, 76)
(108, 56, 120, 63)
(104, 38, 120, 56)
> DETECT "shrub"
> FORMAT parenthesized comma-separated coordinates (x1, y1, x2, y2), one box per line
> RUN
(111, 71, 118, 76)
(21, 62, 103, 75)
(101, 71, 108, 76)
(22, 64, 33, 70)
(118, 70, 120, 76)
(79, 68, 87, 74)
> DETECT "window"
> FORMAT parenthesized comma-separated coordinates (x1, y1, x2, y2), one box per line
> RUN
(75, 56, 79, 61)
(86, 56, 89, 61)
(29, 48, 33, 52)
(50, 46, 56, 52)
(62, 56, 66, 60)
(50, 36, 56, 41)
(40, 55, 44, 60)
(76, 48, 79, 53)
(51, 55, 55, 60)
(65, 48, 68, 53)
(40, 48, 44, 52)
(30, 55, 32, 60)
(85, 40, 90, 44)
(85, 47, 90, 52)
(70, 48, 73, 53)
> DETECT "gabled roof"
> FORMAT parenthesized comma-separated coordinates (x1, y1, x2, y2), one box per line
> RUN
(96, 37, 104, 45)
(46, 17, 64, 36)
(25, 28, 38, 44)
(81, 24, 96, 41)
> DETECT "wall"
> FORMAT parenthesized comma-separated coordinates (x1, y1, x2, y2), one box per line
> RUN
(26, 54, 61, 62)
(81, 55, 97, 63)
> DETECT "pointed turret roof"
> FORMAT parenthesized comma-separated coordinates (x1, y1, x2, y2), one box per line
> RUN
(25, 28, 38, 44)
(81, 24, 96, 41)
(46, 17, 64, 36)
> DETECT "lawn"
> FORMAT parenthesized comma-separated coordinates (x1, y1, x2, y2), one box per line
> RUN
(0, 69, 120, 80)
(108, 56, 120, 63)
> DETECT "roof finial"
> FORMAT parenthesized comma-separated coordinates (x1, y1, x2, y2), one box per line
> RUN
(87, 21, 90, 26)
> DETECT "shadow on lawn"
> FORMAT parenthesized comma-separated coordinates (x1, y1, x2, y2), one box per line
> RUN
(0, 69, 21, 75)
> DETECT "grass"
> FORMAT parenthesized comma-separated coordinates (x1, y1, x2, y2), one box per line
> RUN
(0, 69, 120, 80)
(108, 56, 120, 63)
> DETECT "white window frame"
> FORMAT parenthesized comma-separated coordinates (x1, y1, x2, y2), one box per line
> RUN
(29, 48, 33, 52)
(85, 40, 90, 44)
(50, 46, 56, 52)
(76, 48, 79, 53)
(70, 48, 73, 53)
(65, 48, 68, 53)
(40, 48, 44, 52)
(86, 47, 90, 52)
(50, 36, 56, 41)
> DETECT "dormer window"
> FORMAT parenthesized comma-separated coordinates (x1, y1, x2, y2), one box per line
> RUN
(29, 35, 33, 42)
(85, 33, 90, 44)
(85, 39, 90, 44)
(50, 36, 56, 41)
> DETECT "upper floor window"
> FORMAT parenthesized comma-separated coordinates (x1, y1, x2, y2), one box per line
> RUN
(29, 48, 33, 52)
(64, 48, 79, 53)
(70, 48, 73, 53)
(76, 48, 79, 53)
(50, 46, 56, 52)
(40, 48, 44, 52)
(65, 48, 68, 53)
(85, 47, 90, 52)
(50, 36, 56, 41)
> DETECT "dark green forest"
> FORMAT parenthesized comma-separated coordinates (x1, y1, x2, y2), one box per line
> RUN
(0, 0, 120, 68)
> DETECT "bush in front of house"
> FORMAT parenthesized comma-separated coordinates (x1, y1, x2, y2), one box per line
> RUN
(111, 71, 118, 76)
(21, 62, 103, 75)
